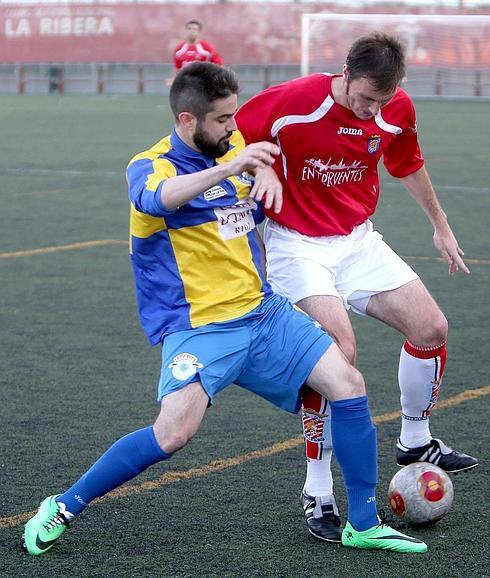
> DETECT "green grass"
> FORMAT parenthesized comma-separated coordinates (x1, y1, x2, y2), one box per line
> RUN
(0, 95, 489, 577)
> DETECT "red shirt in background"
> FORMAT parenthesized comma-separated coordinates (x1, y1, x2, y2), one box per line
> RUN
(174, 41, 224, 69)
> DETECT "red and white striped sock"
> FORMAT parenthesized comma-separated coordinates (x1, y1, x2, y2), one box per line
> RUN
(398, 340, 447, 449)
(302, 388, 334, 497)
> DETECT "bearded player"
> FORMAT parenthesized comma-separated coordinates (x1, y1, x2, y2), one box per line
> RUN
(235, 32, 479, 543)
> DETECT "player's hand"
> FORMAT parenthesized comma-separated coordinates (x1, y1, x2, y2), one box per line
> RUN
(229, 142, 279, 175)
(433, 225, 470, 275)
(250, 166, 283, 214)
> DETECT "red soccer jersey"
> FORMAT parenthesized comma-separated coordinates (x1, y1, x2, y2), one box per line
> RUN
(236, 74, 424, 236)
(173, 40, 223, 69)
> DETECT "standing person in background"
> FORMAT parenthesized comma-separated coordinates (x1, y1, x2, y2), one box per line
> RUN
(235, 32, 479, 544)
(47, 65, 62, 94)
(167, 20, 223, 85)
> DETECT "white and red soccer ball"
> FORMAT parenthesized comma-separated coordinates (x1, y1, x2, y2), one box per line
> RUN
(388, 463, 454, 526)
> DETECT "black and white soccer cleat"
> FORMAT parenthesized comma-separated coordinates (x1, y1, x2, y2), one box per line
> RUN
(396, 438, 479, 473)
(300, 491, 342, 543)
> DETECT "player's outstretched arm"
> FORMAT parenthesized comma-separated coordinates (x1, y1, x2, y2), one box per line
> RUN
(161, 141, 279, 210)
(401, 166, 470, 276)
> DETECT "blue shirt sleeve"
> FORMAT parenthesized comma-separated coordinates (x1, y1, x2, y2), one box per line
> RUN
(127, 158, 177, 217)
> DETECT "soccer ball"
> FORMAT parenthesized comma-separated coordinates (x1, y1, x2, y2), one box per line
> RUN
(388, 463, 454, 526)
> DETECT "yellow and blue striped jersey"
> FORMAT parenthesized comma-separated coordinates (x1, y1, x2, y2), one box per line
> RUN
(126, 129, 272, 345)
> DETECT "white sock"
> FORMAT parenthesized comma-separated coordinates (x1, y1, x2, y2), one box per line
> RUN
(304, 453, 334, 498)
(399, 418, 431, 449)
(398, 341, 446, 448)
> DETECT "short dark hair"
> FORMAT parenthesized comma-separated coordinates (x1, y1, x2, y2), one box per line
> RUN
(345, 32, 406, 93)
(169, 62, 239, 121)
(185, 20, 202, 30)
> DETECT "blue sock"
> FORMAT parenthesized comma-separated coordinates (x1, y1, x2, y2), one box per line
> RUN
(330, 396, 378, 531)
(56, 426, 171, 516)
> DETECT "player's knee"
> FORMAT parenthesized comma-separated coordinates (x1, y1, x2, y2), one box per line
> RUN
(408, 308, 448, 347)
(433, 312, 448, 343)
(153, 427, 195, 454)
(161, 431, 194, 454)
(422, 311, 448, 345)
(336, 362, 366, 399)
(348, 365, 366, 398)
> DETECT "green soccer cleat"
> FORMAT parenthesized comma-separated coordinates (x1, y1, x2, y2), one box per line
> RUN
(341, 520, 428, 553)
(23, 495, 71, 555)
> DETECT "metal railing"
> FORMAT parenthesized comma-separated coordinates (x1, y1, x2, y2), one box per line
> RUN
(1, 62, 489, 98)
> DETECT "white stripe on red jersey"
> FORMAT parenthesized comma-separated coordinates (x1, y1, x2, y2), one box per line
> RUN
(236, 73, 424, 236)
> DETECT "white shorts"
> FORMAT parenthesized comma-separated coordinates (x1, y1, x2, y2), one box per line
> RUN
(263, 219, 419, 315)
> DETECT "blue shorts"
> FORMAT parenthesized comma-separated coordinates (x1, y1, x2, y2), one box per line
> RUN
(158, 293, 333, 413)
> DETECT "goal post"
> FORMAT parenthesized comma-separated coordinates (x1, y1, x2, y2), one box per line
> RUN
(301, 13, 490, 97)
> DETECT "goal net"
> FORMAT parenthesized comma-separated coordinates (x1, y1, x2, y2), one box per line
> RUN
(301, 14, 490, 97)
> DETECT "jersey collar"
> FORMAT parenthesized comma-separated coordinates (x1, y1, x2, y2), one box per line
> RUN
(170, 129, 216, 168)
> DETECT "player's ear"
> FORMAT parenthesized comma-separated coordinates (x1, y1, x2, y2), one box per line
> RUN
(178, 111, 197, 132)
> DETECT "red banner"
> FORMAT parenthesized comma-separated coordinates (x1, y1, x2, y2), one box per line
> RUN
(1, 3, 489, 64)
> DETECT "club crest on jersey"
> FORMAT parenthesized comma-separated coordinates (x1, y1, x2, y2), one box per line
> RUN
(168, 353, 204, 381)
(235, 171, 253, 185)
(368, 135, 381, 154)
(302, 411, 326, 443)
